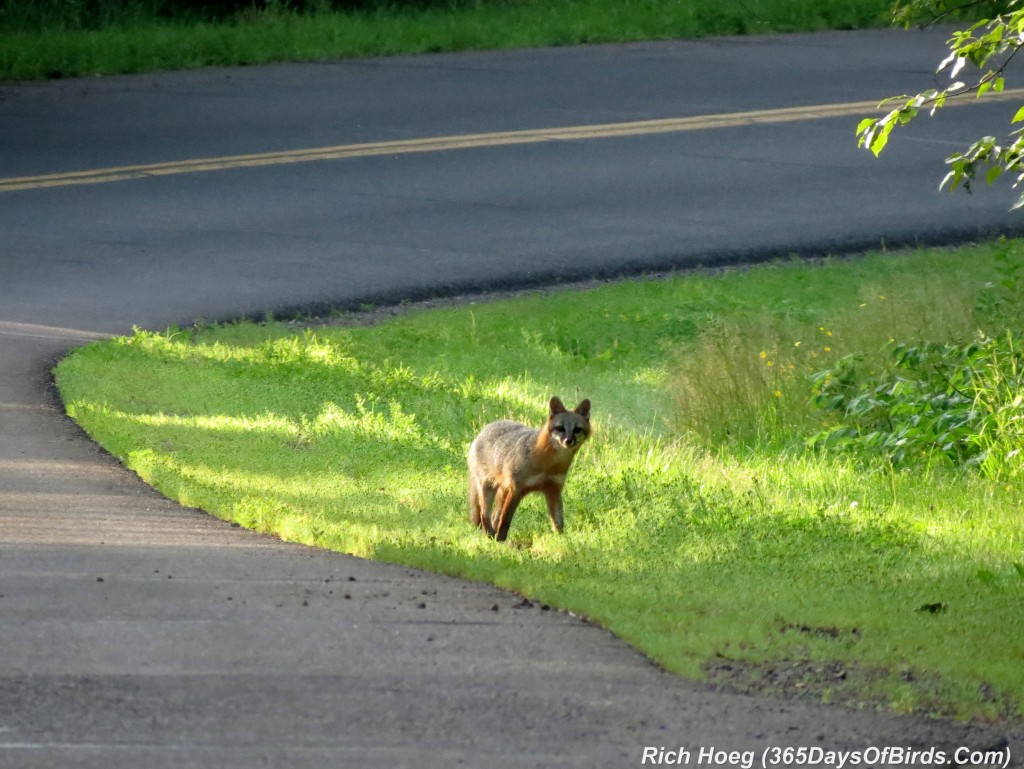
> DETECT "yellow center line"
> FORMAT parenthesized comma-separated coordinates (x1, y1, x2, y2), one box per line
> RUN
(4, 90, 1024, 193)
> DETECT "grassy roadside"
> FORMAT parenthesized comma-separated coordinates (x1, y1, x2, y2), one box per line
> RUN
(55, 242, 1024, 722)
(0, 0, 893, 81)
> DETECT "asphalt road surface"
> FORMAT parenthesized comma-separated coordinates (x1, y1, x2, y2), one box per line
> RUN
(1, 27, 1022, 768)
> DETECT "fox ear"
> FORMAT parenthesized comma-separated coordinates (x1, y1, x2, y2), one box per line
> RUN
(549, 396, 566, 415)
(574, 399, 591, 419)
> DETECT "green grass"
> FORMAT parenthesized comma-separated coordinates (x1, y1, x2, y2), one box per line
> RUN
(0, 0, 894, 81)
(55, 242, 1024, 722)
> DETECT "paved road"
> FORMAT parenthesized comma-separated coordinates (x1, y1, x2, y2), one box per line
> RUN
(1, 28, 1022, 768)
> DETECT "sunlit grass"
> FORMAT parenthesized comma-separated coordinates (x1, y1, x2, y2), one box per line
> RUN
(55, 243, 1024, 721)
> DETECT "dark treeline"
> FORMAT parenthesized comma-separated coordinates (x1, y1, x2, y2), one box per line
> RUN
(0, 0, 478, 29)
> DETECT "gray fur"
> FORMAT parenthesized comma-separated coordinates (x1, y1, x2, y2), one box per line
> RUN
(468, 397, 591, 541)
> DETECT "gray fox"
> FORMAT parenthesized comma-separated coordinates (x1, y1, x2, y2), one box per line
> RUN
(468, 396, 591, 541)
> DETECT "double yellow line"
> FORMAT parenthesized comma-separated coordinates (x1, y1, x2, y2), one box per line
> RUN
(5, 90, 1023, 193)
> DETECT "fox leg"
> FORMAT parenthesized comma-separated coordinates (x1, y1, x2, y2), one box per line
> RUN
(469, 481, 483, 527)
(543, 486, 565, 534)
(471, 481, 498, 535)
(480, 484, 498, 536)
(486, 487, 505, 537)
(492, 488, 522, 542)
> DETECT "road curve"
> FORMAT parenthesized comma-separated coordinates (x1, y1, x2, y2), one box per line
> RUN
(1, 29, 1022, 768)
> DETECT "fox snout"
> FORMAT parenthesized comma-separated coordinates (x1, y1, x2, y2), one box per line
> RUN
(552, 429, 580, 448)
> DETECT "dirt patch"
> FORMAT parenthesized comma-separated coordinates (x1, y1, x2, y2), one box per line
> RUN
(705, 653, 1022, 725)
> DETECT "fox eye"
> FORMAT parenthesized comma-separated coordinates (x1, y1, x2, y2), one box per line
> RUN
(572, 427, 583, 436)
(552, 425, 566, 434)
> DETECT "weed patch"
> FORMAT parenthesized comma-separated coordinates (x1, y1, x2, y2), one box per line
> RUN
(810, 333, 1024, 476)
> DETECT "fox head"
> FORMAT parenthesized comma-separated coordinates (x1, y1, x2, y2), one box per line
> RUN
(546, 396, 592, 450)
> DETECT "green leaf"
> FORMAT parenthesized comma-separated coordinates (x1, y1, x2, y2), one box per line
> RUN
(856, 117, 877, 136)
(987, 165, 1004, 185)
(869, 124, 893, 157)
(1011, 105, 1024, 123)
(949, 54, 967, 79)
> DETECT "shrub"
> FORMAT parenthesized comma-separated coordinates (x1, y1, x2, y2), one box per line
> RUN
(809, 333, 1024, 478)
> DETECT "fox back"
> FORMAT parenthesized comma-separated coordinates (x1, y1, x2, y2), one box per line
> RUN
(468, 396, 591, 541)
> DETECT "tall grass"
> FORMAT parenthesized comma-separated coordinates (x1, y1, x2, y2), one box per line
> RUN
(670, 256, 982, 448)
(55, 242, 1024, 721)
(0, 0, 894, 80)
(671, 243, 1024, 480)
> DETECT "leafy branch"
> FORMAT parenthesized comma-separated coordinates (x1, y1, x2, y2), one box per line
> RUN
(858, 0, 1024, 208)
(892, 0, 1014, 29)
